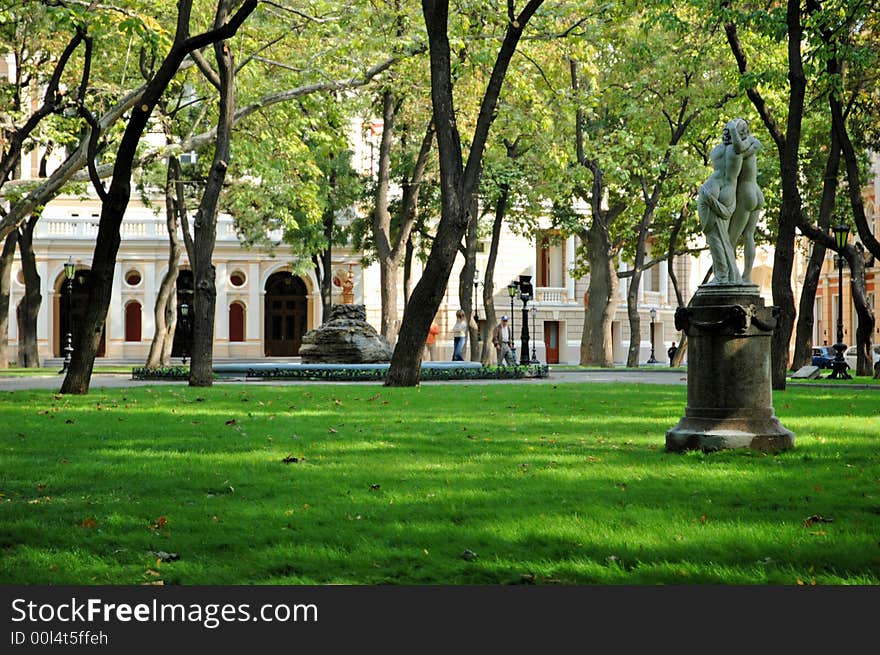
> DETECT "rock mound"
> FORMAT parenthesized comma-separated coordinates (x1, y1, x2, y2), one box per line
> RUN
(299, 304, 392, 363)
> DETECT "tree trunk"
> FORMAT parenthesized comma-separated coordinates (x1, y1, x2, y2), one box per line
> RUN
(373, 89, 397, 341)
(146, 157, 184, 368)
(847, 247, 874, 376)
(372, 92, 432, 344)
(480, 181, 508, 365)
(190, 11, 237, 387)
(581, 226, 617, 367)
(461, 196, 478, 361)
(791, 245, 825, 370)
(625, 270, 643, 368)
(0, 232, 17, 368)
(16, 216, 41, 368)
(320, 208, 334, 323)
(792, 129, 839, 370)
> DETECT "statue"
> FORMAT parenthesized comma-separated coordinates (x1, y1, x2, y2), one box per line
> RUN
(698, 118, 762, 285)
(333, 264, 356, 304)
(668, 117, 792, 453)
(727, 119, 764, 284)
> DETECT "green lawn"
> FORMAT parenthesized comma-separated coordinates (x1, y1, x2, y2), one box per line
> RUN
(1, 382, 878, 585)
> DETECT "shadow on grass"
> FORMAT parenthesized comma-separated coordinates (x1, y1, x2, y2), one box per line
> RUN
(1, 383, 878, 585)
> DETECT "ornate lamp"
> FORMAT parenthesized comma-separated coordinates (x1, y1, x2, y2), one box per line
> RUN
(646, 307, 658, 364)
(829, 224, 851, 379)
(180, 302, 191, 366)
(59, 257, 76, 374)
(507, 281, 518, 339)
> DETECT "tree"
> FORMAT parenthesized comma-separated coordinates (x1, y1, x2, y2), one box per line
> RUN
(60, 0, 257, 394)
(187, 0, 239, 387)
(723, 1, 810, 389)
(371, 90, 434, 343)
(385, 0, 545, 386)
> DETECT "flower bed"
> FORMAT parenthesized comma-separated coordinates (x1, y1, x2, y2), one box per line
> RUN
(132, 363, 549, 382)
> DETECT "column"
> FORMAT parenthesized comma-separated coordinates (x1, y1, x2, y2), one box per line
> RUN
(143, 261, 156, 341)
(109, 262, 123, 356)
(36, 261, 50, 359)
(215, 262, 228, 343)
(565, 236, 576, 301)
(248, 263, 261, 351)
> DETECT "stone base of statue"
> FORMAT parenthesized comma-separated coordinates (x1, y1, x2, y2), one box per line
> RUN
(299, 304, 393, 364)
(665, 284, 794, 453)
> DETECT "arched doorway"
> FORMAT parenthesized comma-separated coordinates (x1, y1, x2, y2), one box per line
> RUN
(171, 269, 194, 357)
(124, 301, 142, 342)
(264, 272, 307, 356)
(56, 269, 106, 357)
(229, 302, 245, 342)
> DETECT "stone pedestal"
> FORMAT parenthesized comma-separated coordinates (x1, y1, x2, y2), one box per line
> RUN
(665, 284, 794, 453)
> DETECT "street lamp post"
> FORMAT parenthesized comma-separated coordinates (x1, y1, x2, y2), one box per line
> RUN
(473, 269, 480, 323)
(530, 305, 539, 364)
(59, 257, 76, 374)
(517, 275, 533, 366)
(180, 302, 191, 366)
(507, 281, 518, 337)
(829, 224, 851, 380)
(646, 307, 658, 364)
(473, 269, 481, 342)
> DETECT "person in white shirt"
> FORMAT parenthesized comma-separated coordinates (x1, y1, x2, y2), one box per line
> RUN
(491, 315, 517, 366)
(451, 310, 468, 361)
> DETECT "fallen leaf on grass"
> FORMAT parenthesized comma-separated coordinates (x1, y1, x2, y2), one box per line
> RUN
(802, 514, 833, 527)
(328, 427, 338, 434)
(225, 419, 237, 426)
(142, 581, 164, 586)
(151, 551, 179, 563)
(80, 517, 97, 528)
(149, 516, 168, 531)
(144, 569, 161, 577)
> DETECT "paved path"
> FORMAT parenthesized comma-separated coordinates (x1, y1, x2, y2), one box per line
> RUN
(0, 368, 873, 391)
(0, 368, 688, 391)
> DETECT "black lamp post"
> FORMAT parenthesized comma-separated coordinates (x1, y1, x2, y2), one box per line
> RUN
(180, 302, 191, 366)
(517, 275, 533, 365)
(59, 257, 76, 374)
(646, 307, 658, 364)
(507, 281, 518, 341)
(529, 305, 539, 364)
(829, 224, 851, 379)
(473, 268, 480, 323)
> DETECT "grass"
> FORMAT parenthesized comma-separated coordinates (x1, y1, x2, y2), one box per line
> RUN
(1, 382, 878, 586)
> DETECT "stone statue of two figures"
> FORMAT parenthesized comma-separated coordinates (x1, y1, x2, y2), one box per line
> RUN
(698, 117, 764, 285)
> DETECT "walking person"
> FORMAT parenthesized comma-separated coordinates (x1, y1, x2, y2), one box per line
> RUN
(451, 310, 468, 361)
(667, 341, 678, 367)
(424, 319, 440, 361)
(492, 315, 517, 367)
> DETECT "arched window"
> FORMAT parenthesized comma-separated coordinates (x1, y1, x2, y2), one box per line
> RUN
(229, 302, 245, 342)
(125, 301, 142, 342)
